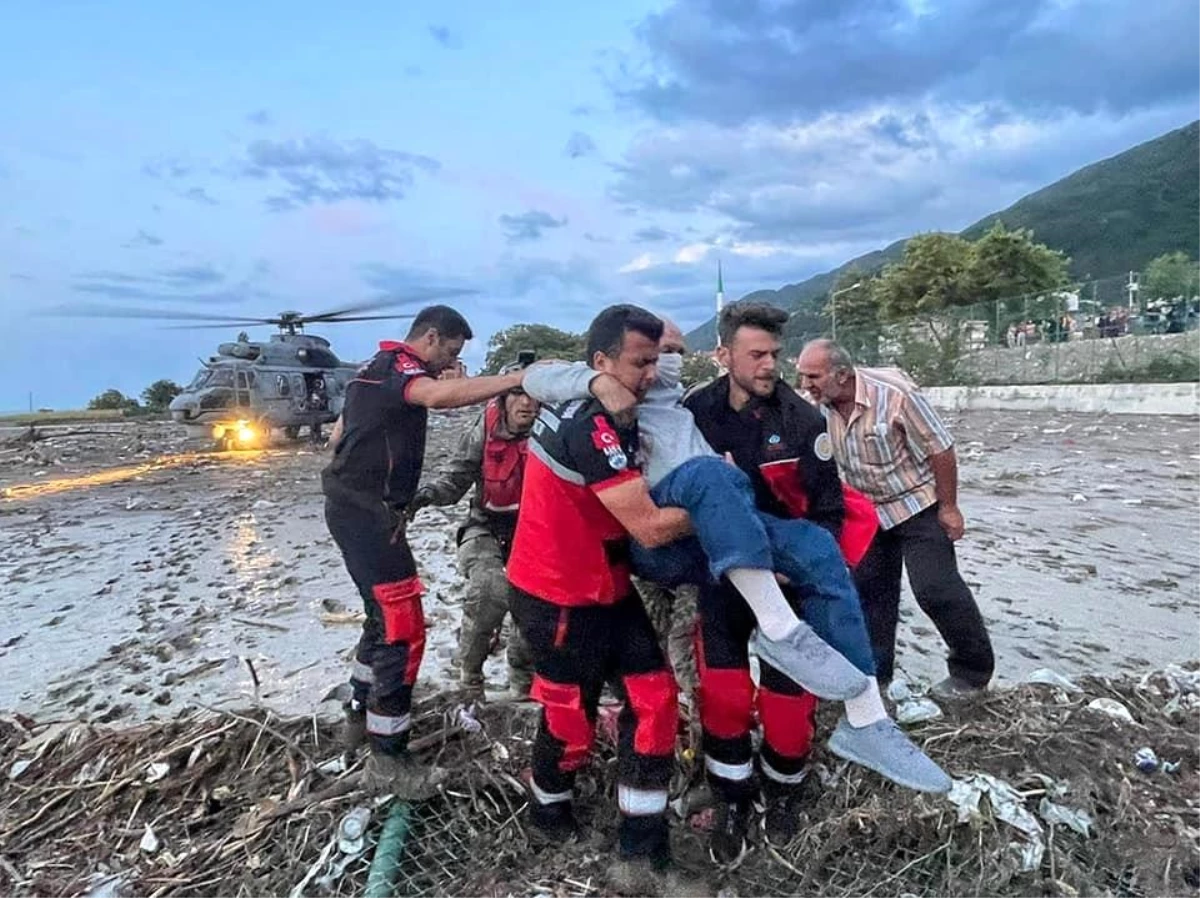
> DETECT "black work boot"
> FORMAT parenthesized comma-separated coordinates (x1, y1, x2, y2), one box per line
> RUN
(341, 699, 367, 761)
(528, 800, 579, 844)
(762, 778, 808, 847)
(709, 797, 752, 866)
(611, 815, 671, 896)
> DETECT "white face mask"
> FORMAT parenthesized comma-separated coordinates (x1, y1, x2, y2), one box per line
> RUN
(656, 352, 683, 387)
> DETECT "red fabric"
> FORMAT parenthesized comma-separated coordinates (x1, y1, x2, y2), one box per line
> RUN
(622, 670, 678, 756)
(373, 577, 426, 683)
(589, 414, 621, 451)
(694, 629, 755, 740)
(481, 400, 528, 513)
(756, 687, 818, 759)
(839, 484, 879, 567)
(758, 459, 878, 567)
(531, 676, 594, 771)
(507, 454, 637, 606)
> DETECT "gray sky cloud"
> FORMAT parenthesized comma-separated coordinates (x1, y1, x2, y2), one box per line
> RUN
(237, 136, 440, 210)
(498, 209, 569, 243)
(564, 131, 597, 159)
(617, 0, 1200, 127)
(428, 25, 461, 48)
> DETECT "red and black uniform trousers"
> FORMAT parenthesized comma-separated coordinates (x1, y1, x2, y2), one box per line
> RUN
(695, 577, 816, 802)
(324, 484, 425, 757)
(510, 583, 678, 855)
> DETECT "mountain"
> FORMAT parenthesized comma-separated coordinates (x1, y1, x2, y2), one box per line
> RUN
(686, 120, 1200, 349)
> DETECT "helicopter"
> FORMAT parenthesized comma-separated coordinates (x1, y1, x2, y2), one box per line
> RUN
(50, 292, 474, 449)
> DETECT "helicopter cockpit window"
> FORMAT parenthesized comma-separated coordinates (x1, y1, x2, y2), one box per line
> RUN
(207, 369, 236, 388)
(276, 374, 291, 397)
(188, 370, 212, 389)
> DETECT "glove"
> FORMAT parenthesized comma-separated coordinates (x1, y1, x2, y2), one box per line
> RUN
(406, 488, 433, 521)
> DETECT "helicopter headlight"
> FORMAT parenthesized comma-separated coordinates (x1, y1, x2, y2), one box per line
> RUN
(236, 421, 256, 445)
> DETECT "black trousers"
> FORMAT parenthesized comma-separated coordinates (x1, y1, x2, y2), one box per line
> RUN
(509, 588, 677, 854)
(325, 493, 426, 756)
(853, 503, 994, 688)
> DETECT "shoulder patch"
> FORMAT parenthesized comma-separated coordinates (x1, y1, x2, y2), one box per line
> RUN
(590, 414, 629, 470)
(814, 432, 833, 462)
(393, 354, 427, 376)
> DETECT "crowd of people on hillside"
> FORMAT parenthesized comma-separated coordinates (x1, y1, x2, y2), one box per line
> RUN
(318, 300, 995, 892)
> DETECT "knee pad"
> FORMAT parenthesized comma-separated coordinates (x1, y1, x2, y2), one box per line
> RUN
(757, 687, 817, 759)
(373, 577, 426, 682)
(697, 666, 754, 740)
(622, 670, 678, 756)
(531, 676, 594, 771)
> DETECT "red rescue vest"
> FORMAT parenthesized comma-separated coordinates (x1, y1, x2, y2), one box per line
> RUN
(758, 461, 879, 567)
(481, 400, 527, 516)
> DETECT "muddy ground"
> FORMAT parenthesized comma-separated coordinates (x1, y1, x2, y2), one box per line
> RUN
(0, 407, 1197, 726)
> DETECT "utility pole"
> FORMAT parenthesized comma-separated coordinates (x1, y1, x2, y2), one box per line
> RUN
(715, 259, 725, 349)
(829, 281, 863, 342)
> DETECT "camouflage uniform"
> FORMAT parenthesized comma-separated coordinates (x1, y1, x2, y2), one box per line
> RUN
(413, 407, 533, 696)
(635, 577, 699, 716)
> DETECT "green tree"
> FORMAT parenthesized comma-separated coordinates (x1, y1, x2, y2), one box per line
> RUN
(681, 352, 718, 386)
(141, 379, 183, 410)
(482, 324, 586, 374)
(87, 389, 140, 411)
(822, 268, 882, 363)
(1143, 251, 1199, 301)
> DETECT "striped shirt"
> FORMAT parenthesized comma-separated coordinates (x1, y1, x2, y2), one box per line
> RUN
(820, 367, 955, 530)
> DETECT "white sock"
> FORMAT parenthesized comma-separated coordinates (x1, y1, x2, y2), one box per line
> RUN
(844, 678, 888, 728)
(726, 568, 800, 641)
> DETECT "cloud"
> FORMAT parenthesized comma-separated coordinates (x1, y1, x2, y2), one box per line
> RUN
(247, 109, 271, 126)
(234, 136, 440, 210)
(564, 131, 597, 159)
(617, 0, 1200, 127)
(124, 229, 164, 248)
(183, 186, 219, 205)
(498, 209, 568, 243)
(610, 104, 1198, 247)
(583, 232, 613, 244)
(633, 226, 675, 243)
(66, 262, 266, 306)
(141, 158, 193, 180)
(428, 25, 461, 48)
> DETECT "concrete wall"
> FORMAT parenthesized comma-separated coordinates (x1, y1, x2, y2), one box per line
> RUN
(925, 382, 1200, 416)
(955, 330, 1200, 385)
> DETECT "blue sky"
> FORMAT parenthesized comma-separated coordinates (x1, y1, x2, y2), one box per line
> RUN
(2, 0, 1197, 410)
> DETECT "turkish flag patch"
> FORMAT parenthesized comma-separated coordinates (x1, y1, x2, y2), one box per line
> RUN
(590, 415, 620, 451)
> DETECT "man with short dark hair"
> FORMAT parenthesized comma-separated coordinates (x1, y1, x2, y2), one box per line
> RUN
(796, 338, 995, 700)
(506, 304, 688, 885)
(322, 304, 531, 792)
(682, 300, 864, 851)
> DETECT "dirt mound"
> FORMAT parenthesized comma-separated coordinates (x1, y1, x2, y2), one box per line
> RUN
(1, 667, 1197, 897)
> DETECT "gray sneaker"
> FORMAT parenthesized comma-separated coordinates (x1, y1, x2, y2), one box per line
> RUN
(749, 624, 870, 700)
(827, 717, 952, 793)
(930, 676, 987, 702)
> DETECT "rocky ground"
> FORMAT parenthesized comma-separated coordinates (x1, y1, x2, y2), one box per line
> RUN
(0, 407, 1197, 728)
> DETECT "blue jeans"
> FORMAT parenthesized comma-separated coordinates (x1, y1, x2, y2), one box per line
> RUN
(632, 457, 877, 676)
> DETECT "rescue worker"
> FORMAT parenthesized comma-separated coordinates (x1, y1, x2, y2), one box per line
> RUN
(506, 304, 688, 889)
(681, 301, 851, 857)
(408, 358, 539, 700)
(796, 339, 995, 699)
(525, 314, 951, 863)
(321, 305, 530, 791)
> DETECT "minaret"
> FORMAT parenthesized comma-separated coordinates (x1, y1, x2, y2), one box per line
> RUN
(715, 259, 725, 348)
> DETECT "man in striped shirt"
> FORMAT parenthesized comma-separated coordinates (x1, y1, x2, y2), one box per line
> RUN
(796, 339, 994, 700)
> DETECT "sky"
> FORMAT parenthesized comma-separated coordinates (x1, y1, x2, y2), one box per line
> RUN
(2, 0, 1197, 410)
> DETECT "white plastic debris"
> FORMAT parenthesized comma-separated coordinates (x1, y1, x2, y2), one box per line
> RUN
(1025, 668, 1082, 693)
(139, 823, 160, 853)
(948, 773, 1045, 872)
(455, 705, 483, 734)
(8, 759, 32, 780)
(887, 678, 914, 702)
(1070, 493, 1087, 503)
(1086, 697, 1137, 725)
(1038, 797, 1093, 837)
(144, 761, 171, 784)
(896, 698, 944, 724)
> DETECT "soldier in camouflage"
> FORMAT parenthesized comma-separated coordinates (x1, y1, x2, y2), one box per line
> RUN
(409, 363, 538, 698)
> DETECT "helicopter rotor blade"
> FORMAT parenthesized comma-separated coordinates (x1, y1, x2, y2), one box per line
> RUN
(302, 313, 418, 323)
(301, 287, 478, 322)
(38, 303, 282, 325)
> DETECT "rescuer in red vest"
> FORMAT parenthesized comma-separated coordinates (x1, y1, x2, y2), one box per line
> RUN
(409, 357, 540, 699)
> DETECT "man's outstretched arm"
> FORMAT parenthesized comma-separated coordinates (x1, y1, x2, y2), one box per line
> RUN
(405, 369, 525, 409)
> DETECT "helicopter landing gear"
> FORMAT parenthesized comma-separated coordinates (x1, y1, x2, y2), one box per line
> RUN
(309, 423, 325, 446)
(283, 425, 301, 441)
